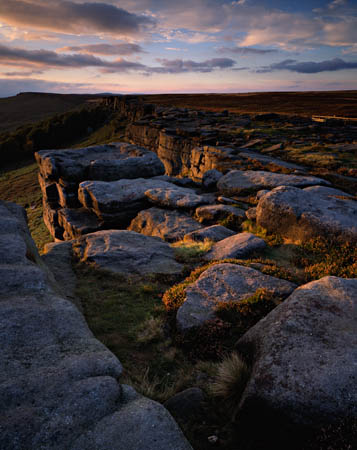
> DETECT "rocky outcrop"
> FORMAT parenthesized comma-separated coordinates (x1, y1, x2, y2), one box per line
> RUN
(75, 229, 183, 275)
(237, 276, 357, 426)
(256, 185, 357, 242)
(129, 207, 202, 242)
(36, 143, 165, 240)
(204, 232, 266, 261)
(217, 170, 330, 195)
(177, 263, 296, 330)
(0, 200, 191, 450)
(145, 185, 209, 209)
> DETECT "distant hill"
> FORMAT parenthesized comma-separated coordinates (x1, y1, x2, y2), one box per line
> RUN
(0, 92, 105, 132)
(142, 91, 357, 118)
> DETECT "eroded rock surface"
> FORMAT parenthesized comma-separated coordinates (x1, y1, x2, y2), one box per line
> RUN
(217, 170, 329, 195)
(145, 185, 209, 209)
(195, 204, 246, 224)
(177, 263, 296, 330)
(129, 207, 202, 242)
(237, 276, 357, 426)
(0, 200, 191, 450)
(75, 229, 183, 274)
(256, 185, 357, 242)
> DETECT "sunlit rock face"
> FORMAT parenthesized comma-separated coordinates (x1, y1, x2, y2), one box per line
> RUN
(237, 276, 357, 426)
(256, 185, 357, 242)
(176, 263, 296, 331)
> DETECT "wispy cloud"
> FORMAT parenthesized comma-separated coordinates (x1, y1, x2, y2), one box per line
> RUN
(257, 57, 357, 74)
(58, 43, 145, 56)
(0, 0, 156, 37)
(152, 57, 236, 73)
(217, 46, 277, 55)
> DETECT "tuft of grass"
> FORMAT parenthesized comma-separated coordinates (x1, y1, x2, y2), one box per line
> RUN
(171, 238, 214, 264)
(242, 219, 283, 246)
(210, 352, 251, 418)
(136, 316, 164, 344)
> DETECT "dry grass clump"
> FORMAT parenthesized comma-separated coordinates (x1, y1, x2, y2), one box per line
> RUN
(136, 316, 164, 344)
(210, 352, 251, 416)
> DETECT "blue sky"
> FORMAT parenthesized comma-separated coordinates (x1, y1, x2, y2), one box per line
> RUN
(0, 0, 356, 96)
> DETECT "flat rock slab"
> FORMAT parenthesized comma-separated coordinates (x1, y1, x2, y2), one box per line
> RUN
(177, 263, 296, 330)
(78, 178, 178, 226)
(204, 232, 266, 261)
(0, 201, 191, 450)
(217, 170, 329, 195)
(129, 207, 202, 242)
(76, 229, 183, 274)
(239, 151, 305, 171)
(256, 185, 357, 242)
(36, 142, 165, 182)
(145, 186, 209, 209)
(184, 225, 235, 242)
(237, 276, 357, 425)
(195, 204, 246, 224)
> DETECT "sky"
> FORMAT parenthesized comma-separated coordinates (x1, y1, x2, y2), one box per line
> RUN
(0, 0, 356, 96)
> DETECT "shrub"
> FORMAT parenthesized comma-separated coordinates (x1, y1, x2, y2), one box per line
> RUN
(293, 237, 357, 281)
(171, 239, 213, 264)
(242, 219, 283, 246)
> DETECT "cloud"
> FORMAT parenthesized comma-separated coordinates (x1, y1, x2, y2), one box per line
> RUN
(152, 57, 236, 73)
(3, 70, 44, 76)
(328, 0, 347, 10)
(59, 43, 145, 55)
(217, 46, 277, 55)
(257, 57, 357, 74)
(0, 43, 237, 75)
(0, 43, 147, 71)
(0, 0, 155, 37)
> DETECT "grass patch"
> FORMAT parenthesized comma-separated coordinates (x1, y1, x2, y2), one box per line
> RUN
(242, 219, 283, 246)
(172, 239, 214, 264)
(0, 162, 52, 252)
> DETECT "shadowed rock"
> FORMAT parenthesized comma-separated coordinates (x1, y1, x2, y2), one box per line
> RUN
(256, 185, 357, 242)
(75, 229, 183, 274)
(0, 200, 191, 449)
(129, 207, 202, 242)
(237, 276, 357, 426)
(177, 263, 296, 330)
(204, 232, 266, 261)
(217, 170, 329, 195)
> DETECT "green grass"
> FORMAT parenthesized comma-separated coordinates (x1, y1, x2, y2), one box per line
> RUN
(0, 162, 52, 252)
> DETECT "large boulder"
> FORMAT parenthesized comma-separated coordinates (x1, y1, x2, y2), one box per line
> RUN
(0, 200, 191, 450)
(177, 263, 296, 330)
(204, 232, 266, 261)
(78, 178, 177, 227)
(75, 229, 183, 275)
(129, 208, 202, 242)
(217, 170, 329, 195)
(36, 142, 165, 182)
(256, 185, 357, 242)
(237, 276, 357, 426)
